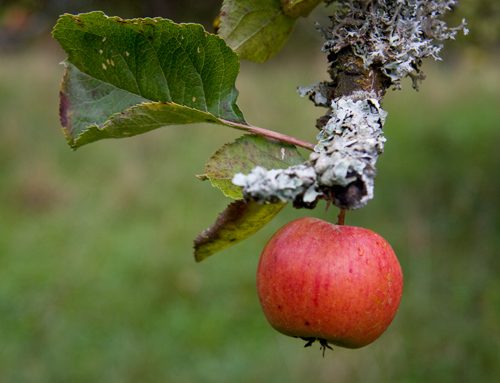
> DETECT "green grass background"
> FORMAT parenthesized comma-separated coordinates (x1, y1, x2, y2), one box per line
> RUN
(1, 33, 499, 382)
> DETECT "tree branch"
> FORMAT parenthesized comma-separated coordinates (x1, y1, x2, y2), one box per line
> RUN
(232, 0, 468, 210)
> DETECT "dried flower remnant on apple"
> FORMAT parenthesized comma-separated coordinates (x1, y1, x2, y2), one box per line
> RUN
(232, 0, 468, 210)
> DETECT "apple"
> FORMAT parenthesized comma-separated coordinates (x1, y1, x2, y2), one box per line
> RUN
(256, 217, 403, 350)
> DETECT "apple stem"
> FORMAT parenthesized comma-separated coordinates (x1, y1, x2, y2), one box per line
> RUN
(337, 209, 346, 225)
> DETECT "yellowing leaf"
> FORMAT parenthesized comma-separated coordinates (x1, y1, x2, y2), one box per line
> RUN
(281, 0, 325, 18)
(194, 200, 286, 262)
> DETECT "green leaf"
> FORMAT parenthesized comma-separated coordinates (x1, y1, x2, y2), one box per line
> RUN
(204, 134, 306, 199)
(194, 200, 286, 262)
(53, 11, 247, 149)
(194, 134, 305, 260)
(280, 0, 325, 18)
(218, 0, 297, 63)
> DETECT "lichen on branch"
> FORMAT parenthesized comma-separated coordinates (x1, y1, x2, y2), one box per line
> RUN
(233, 97, 387, 209)
(232, 0, 467, 210)
(322, 0, 469, 89)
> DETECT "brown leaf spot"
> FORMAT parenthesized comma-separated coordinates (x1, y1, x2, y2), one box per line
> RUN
(59, 91, 71, 132)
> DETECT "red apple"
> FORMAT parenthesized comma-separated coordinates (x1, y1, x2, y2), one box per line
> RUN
(256, 217, 403, 350)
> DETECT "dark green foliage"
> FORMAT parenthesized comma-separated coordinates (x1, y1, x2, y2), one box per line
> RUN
(53, 12, 246, 149)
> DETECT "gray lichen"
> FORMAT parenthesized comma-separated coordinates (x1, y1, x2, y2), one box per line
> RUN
(309, 97, 387, 208)
(298, 83, 330, 107)
(321, 0, 469, 89)
(232, 164, 320, 207)
(232, 96, 387, 209)
(232, 0, 467, 210)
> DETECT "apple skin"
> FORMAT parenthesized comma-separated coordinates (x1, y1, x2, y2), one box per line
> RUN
(256, 217, 403, 349)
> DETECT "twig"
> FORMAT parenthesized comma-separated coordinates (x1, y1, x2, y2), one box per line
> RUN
(219, 119, 315, 151)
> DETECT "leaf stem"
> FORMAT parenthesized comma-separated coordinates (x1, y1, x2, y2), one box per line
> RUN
(220, 119, 315, 151)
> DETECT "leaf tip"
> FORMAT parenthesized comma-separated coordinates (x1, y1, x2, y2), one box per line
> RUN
(196, 174, 209, 181)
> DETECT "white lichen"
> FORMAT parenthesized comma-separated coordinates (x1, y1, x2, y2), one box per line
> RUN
(298, 83, 330, 107)
(321, 0, 468, 89)
(232, 96, 387, 209)
(310, 97, 387, 208)
(232, 0, 466, 209)
(232, 164, 320, 205)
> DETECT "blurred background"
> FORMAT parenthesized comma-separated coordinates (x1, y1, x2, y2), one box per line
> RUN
(0, 1, 499, 382)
